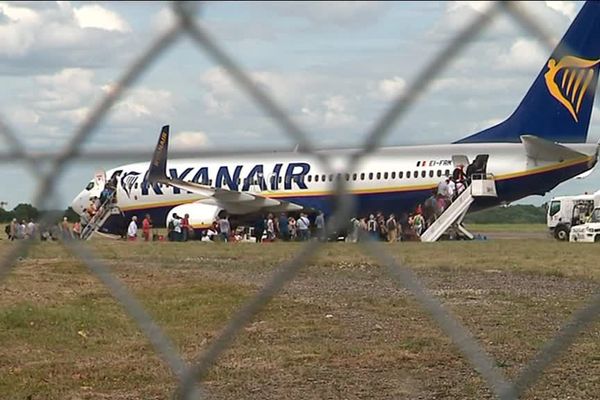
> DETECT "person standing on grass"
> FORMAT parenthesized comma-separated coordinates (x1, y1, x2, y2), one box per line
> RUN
(218, 214, 231, 242)
(127, 216, 138, 241)
(142, 214, 153, 242)
(254, 215, 265, 243)
(181, 213, 191, 241)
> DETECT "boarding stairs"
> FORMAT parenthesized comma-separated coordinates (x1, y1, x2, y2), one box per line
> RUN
(420, 174, 497, 242)
(80, 192, 120, 240)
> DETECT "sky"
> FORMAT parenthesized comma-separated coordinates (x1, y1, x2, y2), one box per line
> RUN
(0, 0, 598, 209)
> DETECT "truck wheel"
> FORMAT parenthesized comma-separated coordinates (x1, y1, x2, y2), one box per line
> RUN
(554, 226, 569, 241)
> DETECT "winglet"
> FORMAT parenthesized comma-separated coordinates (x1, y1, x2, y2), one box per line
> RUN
(148, 125, 170, 184)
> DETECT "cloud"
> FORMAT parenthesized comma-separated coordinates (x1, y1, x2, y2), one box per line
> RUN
(171, 131, 211, 150)
(496, 38, 547, 71)
(73, 4, 131, 32)
(268, 1, 390, 29)
(0, 2, 134, 73)
(371, 76, 406, 100)
(545, 1, 578, 20)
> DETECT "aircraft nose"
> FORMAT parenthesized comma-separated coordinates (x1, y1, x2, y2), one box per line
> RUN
(70, 191, 86, 215)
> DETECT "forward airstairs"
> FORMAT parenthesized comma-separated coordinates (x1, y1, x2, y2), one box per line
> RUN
(419, 174, 497, 242)
(80, 192, 120, 240)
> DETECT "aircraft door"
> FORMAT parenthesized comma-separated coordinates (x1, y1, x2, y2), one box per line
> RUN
(466, 154, 489, 178)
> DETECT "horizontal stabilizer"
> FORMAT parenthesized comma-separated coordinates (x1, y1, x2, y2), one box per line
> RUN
(520, 135, 586, 162)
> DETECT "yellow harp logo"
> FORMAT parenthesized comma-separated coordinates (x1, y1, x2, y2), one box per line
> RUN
(544, 55, 600, 122)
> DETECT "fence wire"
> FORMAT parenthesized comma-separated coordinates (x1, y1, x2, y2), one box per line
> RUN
(1, 2, 599, 399)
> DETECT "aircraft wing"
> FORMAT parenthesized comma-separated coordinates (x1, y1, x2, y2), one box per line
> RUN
(147, 126, 303, 212)
(520, 135, 587, 162)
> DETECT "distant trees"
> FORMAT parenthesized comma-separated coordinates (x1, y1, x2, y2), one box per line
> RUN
(0, 204, 78, 224)
(463, 204, 547, 224)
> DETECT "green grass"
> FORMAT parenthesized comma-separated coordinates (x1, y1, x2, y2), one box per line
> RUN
(1, 239, 600, 399)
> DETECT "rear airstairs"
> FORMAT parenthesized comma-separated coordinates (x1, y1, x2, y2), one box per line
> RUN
(419, 174, 497, 242)
(80, 192, 121, 240)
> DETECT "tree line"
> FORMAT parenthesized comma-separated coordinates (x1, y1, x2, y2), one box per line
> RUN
(0, 204, 79, 224)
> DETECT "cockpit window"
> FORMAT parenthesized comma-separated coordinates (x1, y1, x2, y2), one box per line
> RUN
(85, 181, 94, 191)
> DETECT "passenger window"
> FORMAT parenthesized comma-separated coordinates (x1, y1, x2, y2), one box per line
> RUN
(329, 174, 334, 182)
(429, 170, 434, 178)
(549, 201, 561, 216)
(352, 173, 357, 181)
(360, 173, 365, 180)
(369, 172, 373, 180)
(398, 171, 403, 179)
(315, 175, 319, 182)
(391, 172, 396, 179)
(322, 174, 326, 182)
(421, 171, 426, 178)
(414, 170, 418, 177)
(307, 175, 312, 182)
(384, 172, 389, 179)
(407, 171, 411, 178)
(445, 169, 450, 176)
(345, 173, 350, 181)
(437, 170, 442, 177)
(376, 172, 381, 179)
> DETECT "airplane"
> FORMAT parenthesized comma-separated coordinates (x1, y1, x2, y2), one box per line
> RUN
(71, 1, 600, 237)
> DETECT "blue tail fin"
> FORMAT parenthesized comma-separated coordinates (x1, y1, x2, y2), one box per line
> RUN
(457, 1, 600, 144)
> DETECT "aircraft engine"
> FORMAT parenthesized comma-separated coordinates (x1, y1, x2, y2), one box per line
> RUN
(165, 203, 222, 229)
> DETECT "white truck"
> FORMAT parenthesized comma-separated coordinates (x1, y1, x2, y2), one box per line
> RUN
(569, 207, 600, 242)
(546, 190, 600, 241)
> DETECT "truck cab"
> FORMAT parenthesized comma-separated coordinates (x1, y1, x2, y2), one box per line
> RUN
(569, 207, 600, 242)
(547, 191, 600, 241)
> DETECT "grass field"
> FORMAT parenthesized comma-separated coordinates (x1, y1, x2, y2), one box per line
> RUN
(1, 238, 599, 399)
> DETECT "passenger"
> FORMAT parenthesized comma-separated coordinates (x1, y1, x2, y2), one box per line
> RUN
(346, 217, 360, 243)
(172, 214, 182, 242)
(297, 213, 310, 241)
(88, 197, 98, 217)
(398, 212, 410, 241)
(436, 193, 447, 214)
(142, 214, 153, 242)
(72, 221, 81, 239)
(181, 213, 190, 242)
(447, 178, 456, 201)
(377, 213, 387, 241)
(412, 212, 424, 237)
(80, 209, 90, 233)
(254, 215, 265, 243)
(288, 216, 297, 241)
(314, 211, 325, 241)
(367, 214, 377, 240)
(359, 217, 368, 240)
(26, 219, 36, 239)
(279, 213, 289, 241)
(386, 214, 398, 243)
(9, 218, 17, 241)
(266, 214, 275, 241)
(61, 217, 72, 240)
(218, 214, 231, 242)
(423, 190, 438, 227)
(127, 216, 138, 241)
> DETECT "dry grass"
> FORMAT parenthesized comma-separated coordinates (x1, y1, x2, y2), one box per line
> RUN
(1, 238, 599, 399)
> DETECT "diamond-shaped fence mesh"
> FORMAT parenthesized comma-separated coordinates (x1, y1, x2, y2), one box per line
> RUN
(1, 2, 599, 399)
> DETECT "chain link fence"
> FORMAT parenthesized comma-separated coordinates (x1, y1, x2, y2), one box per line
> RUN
(1, 2, 599, 399)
